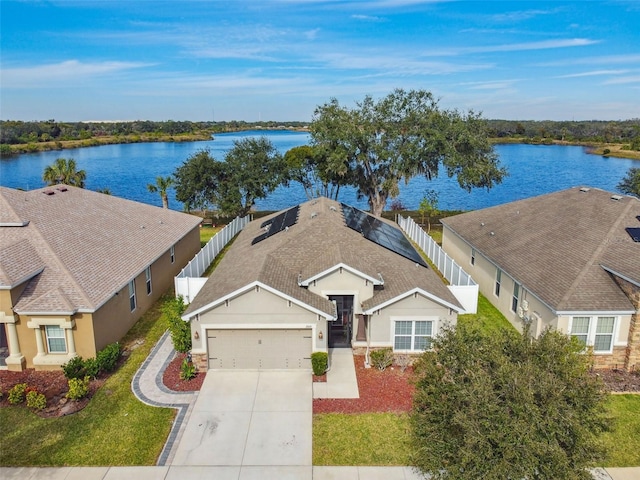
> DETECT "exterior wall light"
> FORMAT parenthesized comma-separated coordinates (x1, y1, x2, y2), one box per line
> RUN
(194, 331, 200, 340)
(318, 331, 323, 340)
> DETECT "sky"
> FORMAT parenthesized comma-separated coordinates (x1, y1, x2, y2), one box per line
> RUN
(1, 0, 639, 122)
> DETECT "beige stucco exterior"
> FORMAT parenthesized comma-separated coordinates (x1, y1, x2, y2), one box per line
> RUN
(443, 225, 635, 369)
(1, 226, 200, 371)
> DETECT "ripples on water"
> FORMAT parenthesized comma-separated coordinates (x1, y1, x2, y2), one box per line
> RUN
(0, 130, 634, 212)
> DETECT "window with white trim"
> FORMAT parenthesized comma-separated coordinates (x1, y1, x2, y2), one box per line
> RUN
(511, 283, 520, 312)
(394, 320, 433, 352)
(570, 316, 616, 353)
(495, 269, 502, 297)
(145, 266, 152, 295)
(170, 246, 175, 264)
(128, 280, 136, 311)
(45, 325, 66, 353)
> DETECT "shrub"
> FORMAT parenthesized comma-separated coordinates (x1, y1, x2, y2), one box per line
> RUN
(84, 357, 101, 379)
(395, 354, 412, 372)
(62, 355, 87, 380)
(96, 342, 122, 373)
(8, 383, 28, 404)
(370, 348, 394, 371)
(164, 296, 191, 353)
(311, 351, 328, 376)
(179, 358, 196, 381)
(66, 376, 90, 400)
(603, 148, 611, 155)
(26, 390, 47, 411)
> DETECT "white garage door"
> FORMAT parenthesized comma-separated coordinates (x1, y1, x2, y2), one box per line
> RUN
(207, 329, 312, 369)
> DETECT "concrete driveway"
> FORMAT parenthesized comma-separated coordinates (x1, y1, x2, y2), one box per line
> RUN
(171, 370, 312, 469)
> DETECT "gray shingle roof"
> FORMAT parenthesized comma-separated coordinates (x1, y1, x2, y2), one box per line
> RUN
(0, 185, 202, 314)
(185, 197, 460, 318)
(441, 187, 639, 312)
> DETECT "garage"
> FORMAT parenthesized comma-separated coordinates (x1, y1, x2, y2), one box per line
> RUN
(206, 328, 312, 369)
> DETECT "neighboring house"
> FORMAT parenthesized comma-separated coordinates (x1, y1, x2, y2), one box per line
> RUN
(0, 185, 201, 371)
(441, 187, 640, 371)
(183, 197, 463, 370)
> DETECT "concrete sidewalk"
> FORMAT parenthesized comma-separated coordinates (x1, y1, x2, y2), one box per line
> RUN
(313, 348, 360, 399)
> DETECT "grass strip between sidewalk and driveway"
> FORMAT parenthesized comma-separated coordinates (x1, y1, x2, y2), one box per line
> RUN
(0, 296, 175, 466)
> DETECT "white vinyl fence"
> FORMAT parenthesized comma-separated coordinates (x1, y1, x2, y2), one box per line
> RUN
(397, 214, 478, 313)
(175, 215, 251, 304)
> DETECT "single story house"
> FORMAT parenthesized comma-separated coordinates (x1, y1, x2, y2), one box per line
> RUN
(441, 186, 640, 370)
(183, 197, 463, 370)
(0, 185, 201, 371)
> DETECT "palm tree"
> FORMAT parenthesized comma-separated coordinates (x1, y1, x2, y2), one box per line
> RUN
(147, 176, 174, 209)
(43, 158, 86, 188)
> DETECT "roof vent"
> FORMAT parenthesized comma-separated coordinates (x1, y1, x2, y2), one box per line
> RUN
(329, 206, 337, 212)
(490, 231, 495, 236)
(579, 187, 590, 192)
(480, 222, 485, 226)
(43, 190, 55, 195)
(311, 212, 318, 219)
(56, 186, 68, 192)
(611, 194, 623, 201)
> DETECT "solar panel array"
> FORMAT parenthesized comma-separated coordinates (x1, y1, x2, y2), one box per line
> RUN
(626, 227, 640, 243)
(252, 206, 299, 245)
(341, 204, 428, 267)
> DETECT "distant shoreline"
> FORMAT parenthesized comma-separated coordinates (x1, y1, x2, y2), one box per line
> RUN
(3, 129, 639, 161)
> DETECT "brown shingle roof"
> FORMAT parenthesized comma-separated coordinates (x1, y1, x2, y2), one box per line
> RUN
(185, 197, 460, 317)
(441, 187, 639, 312)
(0, 185, 202, 314)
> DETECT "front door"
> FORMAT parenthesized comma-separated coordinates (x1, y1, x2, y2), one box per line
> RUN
(328, 295, 353, 348)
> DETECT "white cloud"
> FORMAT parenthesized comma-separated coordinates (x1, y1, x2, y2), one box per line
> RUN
(536, 54, 640, 67)
(556, 70, 630, 78)
(0, 60, 153, 87)
(426, 38, 599, 56)
(603, 75, 640, 85)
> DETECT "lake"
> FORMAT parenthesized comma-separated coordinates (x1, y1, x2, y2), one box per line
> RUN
(0, 130, 635, 212)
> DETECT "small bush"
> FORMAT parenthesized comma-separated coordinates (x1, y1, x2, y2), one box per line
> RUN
(66, 376, 90, 400)
(370, 348, 394, 371)
(96, 342, 121, 373)
(311, 351, 329, 376)
(26, 390, 47, 411)
(603, 148, 611, 155)
(84, 357, 100, 379)
(62, 355, 87, 380)
(179, 358, 196, 381)
(164, 296, 191, 353)
(395, 354, 412, 372)
(8, 383, 28, 404)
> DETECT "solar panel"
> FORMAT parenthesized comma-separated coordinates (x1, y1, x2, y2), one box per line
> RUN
(341, 204, 428, 267)
(252, 206, 299, 245)
(626, 227, 640, 243)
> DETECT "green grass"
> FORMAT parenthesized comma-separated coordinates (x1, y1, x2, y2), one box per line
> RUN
(313, 413, 411, 465)
(0, 296, 176, 466)
(602, 395, 640, 467)
(199, 226, 222, 247)
(458, 293, 516, 335)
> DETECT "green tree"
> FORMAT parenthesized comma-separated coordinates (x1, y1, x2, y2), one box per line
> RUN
(410, 324, 608, 480)
(617, 167, 640, 198)
(42, 157, 86, 188)
(216, 137, 287, 217)
(417, 189, 439, 233)
(310, 89, 506, 216)
(283, 144, 350, 200)
(173, 149, 222, 213)
(147, 175, 174, 209)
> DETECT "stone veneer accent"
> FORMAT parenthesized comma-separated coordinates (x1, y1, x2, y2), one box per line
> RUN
(192, 352, 208, 372)
(611, 275, 640, 372)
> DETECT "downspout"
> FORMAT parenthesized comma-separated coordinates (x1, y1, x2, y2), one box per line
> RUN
(365, 313, 372, 368)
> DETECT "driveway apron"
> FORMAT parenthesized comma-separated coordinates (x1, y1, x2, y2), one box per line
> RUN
(171, 370, 312, 467)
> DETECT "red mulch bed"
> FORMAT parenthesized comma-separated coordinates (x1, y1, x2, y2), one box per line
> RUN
(313, 355, 415, 414)
(0, 368, 104, 418)
(162, 353, 206, 391)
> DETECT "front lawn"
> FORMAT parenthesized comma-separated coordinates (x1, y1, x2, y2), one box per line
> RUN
(313, 413, 410, 465)
(458, 293, 516, 335)
(601, 394, 640, 467)
(0, 296, 175, 466)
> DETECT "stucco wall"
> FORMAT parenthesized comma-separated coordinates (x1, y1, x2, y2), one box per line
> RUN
(368, 293, 457, 347)
(191, 287, 325, 354)
(308, 268, 375, 314)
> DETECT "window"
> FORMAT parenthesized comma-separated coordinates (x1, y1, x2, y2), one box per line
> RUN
(570, 316, 616, 353)
(511, 283, 520, 312)
(45, 325, 66, 353)
(394, 320, 433, 352)
(470, 249, 476, 266)
(128, 280, 136, 311)
(170, 246, 175, 264)
(145, 266, 152, 295)
(495, 269, 502, 297)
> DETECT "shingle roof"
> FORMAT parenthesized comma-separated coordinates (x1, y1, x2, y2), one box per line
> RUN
(441, 187, 639, 312)
(184, 197, 460, 318)
(0, 185, 202, 314)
